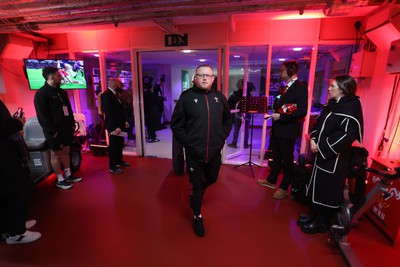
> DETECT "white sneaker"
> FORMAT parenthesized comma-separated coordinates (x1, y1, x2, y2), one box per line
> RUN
(25, 220, 37, 229)
(2, 220, 37, 240)
(6, 230, 41, 244)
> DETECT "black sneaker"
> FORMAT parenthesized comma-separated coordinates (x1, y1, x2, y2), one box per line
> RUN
(116, 161, 131, 167)
(193, 217, 205, 237)
(65, 174, 83, 183)
(56, 180, 73, 190)
(109, 167, 123, 174)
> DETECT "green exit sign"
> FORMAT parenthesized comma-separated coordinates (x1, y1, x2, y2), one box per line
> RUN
(165, 34, 188, 47)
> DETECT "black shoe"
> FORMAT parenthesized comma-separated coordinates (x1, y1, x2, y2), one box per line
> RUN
(56, 180, 73, 190)
(109, 167, 123, 174)
(301, 219, 328, 234)
(174, 170, 184, 176)
(116, 161, 131, 167)
(296, 214, 314, 227)
(193, 217, 205, 237)
(228, 143, 237, 148)
(264, 149, 273, 160)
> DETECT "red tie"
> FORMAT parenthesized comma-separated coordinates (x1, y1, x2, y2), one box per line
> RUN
(281, 85, 288, 96)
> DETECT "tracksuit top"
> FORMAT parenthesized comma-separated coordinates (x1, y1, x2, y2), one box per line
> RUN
(171, 86, 232, 163)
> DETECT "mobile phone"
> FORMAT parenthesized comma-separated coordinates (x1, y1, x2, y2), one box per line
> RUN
(13, 107, 23, 118)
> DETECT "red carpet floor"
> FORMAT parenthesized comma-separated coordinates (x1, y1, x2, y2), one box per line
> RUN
(0, 153, 399, 267)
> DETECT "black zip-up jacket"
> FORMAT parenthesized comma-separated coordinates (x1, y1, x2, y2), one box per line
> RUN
(34, 82, 75, 139)
(171, 86, 232, 163)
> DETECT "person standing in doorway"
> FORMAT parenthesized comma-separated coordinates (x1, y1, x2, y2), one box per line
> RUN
(143, 78, 162, 143)
(34, 66, 83, 190)
(153, 74, 167, 128)
(227, 79, 254, 149)
(256, 60, 308, 199)
(171, 64, 232, 237)
(101, 78, 131, 174)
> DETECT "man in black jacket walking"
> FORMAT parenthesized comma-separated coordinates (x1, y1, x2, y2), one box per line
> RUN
(171, 64, 232, 237)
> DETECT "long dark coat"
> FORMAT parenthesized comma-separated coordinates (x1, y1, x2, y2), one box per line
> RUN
(306, 96, 364, 208)
(0, 100, 32, 195)
(144, 89, 163, 132)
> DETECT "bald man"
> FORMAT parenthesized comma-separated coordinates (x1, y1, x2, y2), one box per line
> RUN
(101, 78, 130, 174)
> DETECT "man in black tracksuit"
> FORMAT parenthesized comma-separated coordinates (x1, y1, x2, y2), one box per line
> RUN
(171, 64, 232, 237)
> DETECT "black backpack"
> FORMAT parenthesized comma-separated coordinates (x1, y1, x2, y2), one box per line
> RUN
(348, 146, 369, 216)
(348, 146, 369, 178)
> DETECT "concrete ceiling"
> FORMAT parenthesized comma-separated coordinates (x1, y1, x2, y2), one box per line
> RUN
(0, 0, 393, 34)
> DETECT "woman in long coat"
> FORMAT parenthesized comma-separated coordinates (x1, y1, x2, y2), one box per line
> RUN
(298, 75, 364, 234)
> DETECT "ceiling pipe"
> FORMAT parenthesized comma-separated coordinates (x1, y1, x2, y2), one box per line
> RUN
(0, 0, 388, 33)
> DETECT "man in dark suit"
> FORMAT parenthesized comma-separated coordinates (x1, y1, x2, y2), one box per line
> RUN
(101, 78, 130, 174)
(257, 60, 308, 199)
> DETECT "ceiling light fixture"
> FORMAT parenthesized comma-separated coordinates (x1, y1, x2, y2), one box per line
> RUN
(82, 50, 98, 53)
(278, 58, 285, 62)
(293, 47, 303, 52)
(181, 49, 192, 53)
(199, 59, 206, 62)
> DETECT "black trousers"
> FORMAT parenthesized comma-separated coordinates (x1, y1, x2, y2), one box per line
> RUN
(172, 135, 184, 174)
(267, 135, 295, 190)
(185, 153, 221, 216)
(108, 134, 124, 168)
(0, 188, 31, 236)
(230, 116, 249, 146)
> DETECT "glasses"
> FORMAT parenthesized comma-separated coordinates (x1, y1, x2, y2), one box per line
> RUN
(195, 74, 213, 79)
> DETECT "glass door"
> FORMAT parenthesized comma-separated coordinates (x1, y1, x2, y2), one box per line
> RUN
(102, 51, 136, 156)
(225, 45, 269, 165)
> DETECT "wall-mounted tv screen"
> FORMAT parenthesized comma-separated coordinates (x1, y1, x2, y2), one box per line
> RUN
(24, 59, 87, 90)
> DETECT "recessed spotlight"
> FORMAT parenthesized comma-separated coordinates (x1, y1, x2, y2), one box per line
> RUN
(293, 47, 302, 52)
(94, 54, 99, 57)
(278, 58, 285, 62)
(233, 55, 240, 58)
(181, 50, 192, 53)
(199, 59, 206, 62)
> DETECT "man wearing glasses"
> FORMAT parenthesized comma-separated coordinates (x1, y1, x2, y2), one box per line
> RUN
(171, 64, 232, 237)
